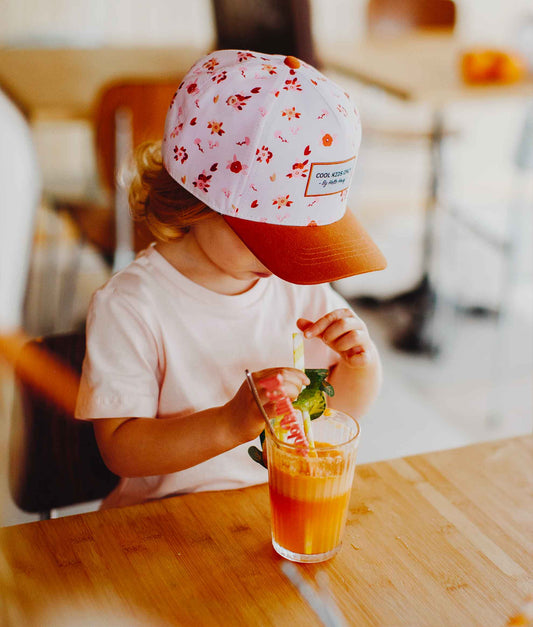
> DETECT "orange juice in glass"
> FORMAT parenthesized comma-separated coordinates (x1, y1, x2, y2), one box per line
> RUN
(265, 409, 359, 563)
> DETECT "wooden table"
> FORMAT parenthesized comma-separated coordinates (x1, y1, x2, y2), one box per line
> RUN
(0, 46, 208, 121)
(320, 32, 533, 106)
(2, 436, 532, 626)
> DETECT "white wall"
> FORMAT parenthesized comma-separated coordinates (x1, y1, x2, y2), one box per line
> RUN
(2, 0, 531, 301)
(1, 0, 532, 307)
(2, 0, 532, 48)
(0, 0, 215, 47)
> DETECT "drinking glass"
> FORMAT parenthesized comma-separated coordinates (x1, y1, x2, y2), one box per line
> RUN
(265, 409, 360, 563)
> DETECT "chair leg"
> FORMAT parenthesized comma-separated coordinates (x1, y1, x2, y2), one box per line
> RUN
(39, 509, 58, 520)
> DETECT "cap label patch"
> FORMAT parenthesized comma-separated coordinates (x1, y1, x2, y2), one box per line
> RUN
(304, 157, 356, 197)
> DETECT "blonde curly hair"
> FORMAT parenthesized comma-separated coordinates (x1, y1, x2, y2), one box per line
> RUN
(129, 141, 214, 241)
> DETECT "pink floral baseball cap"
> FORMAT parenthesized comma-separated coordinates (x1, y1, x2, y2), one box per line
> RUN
(162, 49, 386, 284)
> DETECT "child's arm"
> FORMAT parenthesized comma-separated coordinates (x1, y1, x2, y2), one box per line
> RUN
(92, 367, 309, 478)
(297, 309, 382, 419)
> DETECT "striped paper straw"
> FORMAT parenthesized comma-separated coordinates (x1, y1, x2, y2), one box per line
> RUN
(302, 409, 315, 449)
(292, 332, 315, 453)
(292, 332, 305, 371)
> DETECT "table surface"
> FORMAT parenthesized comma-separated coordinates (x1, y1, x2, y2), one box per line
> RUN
(319, 31, 533, 106)
(2, 36, 532, 122)
(2, 435, 532, 626)
(0, 45, 207, 120)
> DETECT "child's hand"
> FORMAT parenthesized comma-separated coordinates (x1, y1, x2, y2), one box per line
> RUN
(253, 367, 310, 409)
(297, 309, 373, 369)
(226, 367, 310, 444)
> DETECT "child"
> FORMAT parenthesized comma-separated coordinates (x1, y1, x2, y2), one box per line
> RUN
(75, 50, 387, 509)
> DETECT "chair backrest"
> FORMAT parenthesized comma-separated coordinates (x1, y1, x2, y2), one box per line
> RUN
(367, 0, 456, 36)
(9, 332, 119, 514)
(94, 79, 179, 193)
(92, 79, 180, 265)
(211, 0, 319, 67)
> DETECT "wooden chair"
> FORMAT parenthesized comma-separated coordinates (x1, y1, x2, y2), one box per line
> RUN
(9, 332, 119, 519)
(211, 0, 319, 67)
(48, 79, 179, 331)
(55, 79, 179, 269)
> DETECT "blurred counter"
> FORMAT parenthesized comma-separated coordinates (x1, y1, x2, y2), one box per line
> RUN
(0, 45, 208, 121)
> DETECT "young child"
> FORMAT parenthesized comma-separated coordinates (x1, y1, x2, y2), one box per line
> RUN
(75, 50, 387, 509)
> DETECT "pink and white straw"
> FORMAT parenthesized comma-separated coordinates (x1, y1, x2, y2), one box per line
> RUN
(259, 374, 309, 453)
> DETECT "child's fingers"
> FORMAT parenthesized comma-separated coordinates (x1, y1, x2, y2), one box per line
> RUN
(343, 345, 372, 368)
(253, 367, 309, 401)
(345, 345, 368, 360)
(329, 328, 366, 354)
(302, 309, 365, 339)
(321, 317, 366, 346)
(299, 310, 374, 367)
(300, 309, 360, 339)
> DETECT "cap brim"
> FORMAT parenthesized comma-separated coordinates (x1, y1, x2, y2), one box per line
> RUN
(223, 210, 387, 285)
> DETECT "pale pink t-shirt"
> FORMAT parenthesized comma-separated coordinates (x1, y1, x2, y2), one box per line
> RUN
(76, 245, 350, 508)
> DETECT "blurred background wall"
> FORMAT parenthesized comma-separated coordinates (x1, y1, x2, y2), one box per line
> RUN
(2, 0, 530, 305)
(2, 0, 532, 46)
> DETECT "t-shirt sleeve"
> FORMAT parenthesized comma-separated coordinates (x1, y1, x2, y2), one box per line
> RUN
(75, 287, 161, 420)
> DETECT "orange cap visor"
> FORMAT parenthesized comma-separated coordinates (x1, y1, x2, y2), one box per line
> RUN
(224, 209, 387, 285)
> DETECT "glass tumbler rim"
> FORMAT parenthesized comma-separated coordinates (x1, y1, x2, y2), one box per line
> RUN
(266, 408, 360, 453)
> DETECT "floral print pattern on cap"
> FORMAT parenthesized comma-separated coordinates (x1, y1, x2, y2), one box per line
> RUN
(162, 50, 361, 228)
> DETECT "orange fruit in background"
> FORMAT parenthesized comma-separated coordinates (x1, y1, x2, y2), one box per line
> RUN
(461, 50, 495, 82)
(460, 49, 527, 85)
(492, 52, 526, 84)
